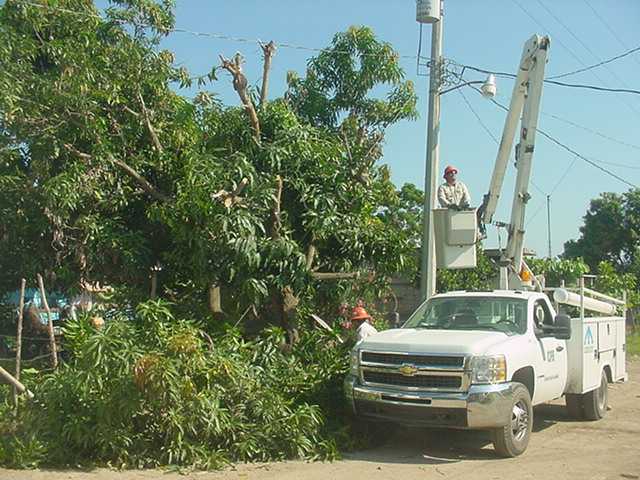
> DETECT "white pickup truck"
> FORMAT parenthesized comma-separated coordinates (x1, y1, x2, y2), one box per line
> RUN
(344, 290, 627, 457)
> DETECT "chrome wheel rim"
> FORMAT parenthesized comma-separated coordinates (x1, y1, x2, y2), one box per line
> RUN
(511, 400, 529, 442)
(597, 374, 607, 412)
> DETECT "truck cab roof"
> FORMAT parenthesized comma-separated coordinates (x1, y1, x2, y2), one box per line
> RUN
(432, 290, 546, 301)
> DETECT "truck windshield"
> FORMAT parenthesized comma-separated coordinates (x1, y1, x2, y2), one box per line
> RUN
(403, 296, 527, 335)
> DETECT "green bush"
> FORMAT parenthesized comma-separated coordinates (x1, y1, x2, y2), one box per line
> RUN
(0, 300, 354, 469)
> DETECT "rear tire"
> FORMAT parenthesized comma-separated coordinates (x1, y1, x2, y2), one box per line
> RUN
(491, 383, 533, 457)
(583, 369, 608, 420)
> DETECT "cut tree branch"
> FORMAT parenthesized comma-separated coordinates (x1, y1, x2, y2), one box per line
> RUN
(110, 156, 170, 203)
(259, 41, 276, 106)
(63, 144, 170, 203)
(220, 53, 261, 142)
(137, 92, 164, 154)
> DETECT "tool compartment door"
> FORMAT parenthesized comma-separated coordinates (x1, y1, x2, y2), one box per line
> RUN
(581, 320, 600, 393)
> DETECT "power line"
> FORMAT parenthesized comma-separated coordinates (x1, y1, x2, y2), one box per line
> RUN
(457, 87, 548, 196)
(547, 45, 640, 80)
(582, 0, 640, 70)
(510, 0, 640, 117)
(461, 64, 640, 96)
(527, 155, 577, 228)
(533, 0, 635, 90)
(540, 111, 640, 152)
(549, 156, 579, 196)
(457, 88, 499, 144)
(484, 86, 640, 161)
(14, 1, 421, 60)
(476, 89, 638, 189)
(482, 85, 640, 154)
(16, 0, 640, 99)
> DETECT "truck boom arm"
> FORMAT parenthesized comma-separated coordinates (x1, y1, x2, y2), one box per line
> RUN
(478, 34, 550, 283)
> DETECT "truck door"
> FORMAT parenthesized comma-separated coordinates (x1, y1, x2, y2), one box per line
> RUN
(532, 299, 568, 402)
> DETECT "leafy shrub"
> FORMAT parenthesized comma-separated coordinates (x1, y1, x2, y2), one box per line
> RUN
(1, 300, 353, 469)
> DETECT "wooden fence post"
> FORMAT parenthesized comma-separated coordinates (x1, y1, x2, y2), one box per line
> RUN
(36, 274, 58, 369)
(12, 278, 26, 409)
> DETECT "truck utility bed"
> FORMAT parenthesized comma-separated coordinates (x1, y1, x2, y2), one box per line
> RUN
(566, 316, 627, 394)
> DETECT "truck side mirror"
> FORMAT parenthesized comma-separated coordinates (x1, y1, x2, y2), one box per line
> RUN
(553, 313, 571, 340)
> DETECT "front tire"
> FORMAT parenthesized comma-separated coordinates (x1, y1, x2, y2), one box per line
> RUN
(491, 383, 533, 457)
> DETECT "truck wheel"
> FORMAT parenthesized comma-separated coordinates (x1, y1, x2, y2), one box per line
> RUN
(491, 383, 532, 457)
(583, 369, 608, 421)
(565, 394, 584, 419)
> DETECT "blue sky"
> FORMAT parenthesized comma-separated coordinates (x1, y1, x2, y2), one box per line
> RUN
(122, 1, 640, 258)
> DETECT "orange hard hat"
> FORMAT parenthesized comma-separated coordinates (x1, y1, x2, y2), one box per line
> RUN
(443, 165, 458, 178)
(350, 306, 371, 321)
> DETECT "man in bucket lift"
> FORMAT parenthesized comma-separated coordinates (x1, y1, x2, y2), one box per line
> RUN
(438, 165, 471, 209)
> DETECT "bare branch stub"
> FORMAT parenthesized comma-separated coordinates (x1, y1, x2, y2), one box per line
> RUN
(220, 53, 261, 142)
(211, 177, 249, 208)
(259, 40, 277, 106)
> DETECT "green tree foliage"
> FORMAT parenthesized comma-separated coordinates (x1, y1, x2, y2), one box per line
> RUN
(0, 2, 418, 334)
(526, 257, 590, 287)
(0, 301, 353, 468)
(564, 190, 640, 271)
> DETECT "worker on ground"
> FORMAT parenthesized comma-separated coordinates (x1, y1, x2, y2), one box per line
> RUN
(438, 165, 471, 209)
(350, 306, 378, 342)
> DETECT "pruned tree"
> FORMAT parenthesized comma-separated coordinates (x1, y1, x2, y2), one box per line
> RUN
(0, 1, 418, 337)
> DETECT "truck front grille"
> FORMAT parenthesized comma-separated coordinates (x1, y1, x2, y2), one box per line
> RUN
(359, 350, 468, 392)
(361, 352, 464, 368)
(362, 371, 462, 389)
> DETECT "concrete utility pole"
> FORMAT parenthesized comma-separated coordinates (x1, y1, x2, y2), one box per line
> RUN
(419, 1, 443, 301)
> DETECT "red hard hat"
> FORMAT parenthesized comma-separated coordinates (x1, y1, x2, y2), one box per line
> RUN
(443, 165, 458, 178)
(350, 306, 371, 321)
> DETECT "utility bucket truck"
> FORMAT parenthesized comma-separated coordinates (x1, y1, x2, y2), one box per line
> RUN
(344, 35, 628, 457)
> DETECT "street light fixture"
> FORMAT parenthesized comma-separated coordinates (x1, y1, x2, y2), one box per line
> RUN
(439, 74, 497, 97)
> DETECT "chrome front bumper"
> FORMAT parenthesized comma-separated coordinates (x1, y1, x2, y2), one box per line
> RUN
(344, 375, 515, 429)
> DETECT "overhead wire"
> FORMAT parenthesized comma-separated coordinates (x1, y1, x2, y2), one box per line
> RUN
(11, 0, 640, 99)
(461, 64, 640, 96)
(13, 0, 421, 60)
(509, 0, 640, 117)
(458, 84, 554, 230)
(532, 0, 635, 90)
(8, 0, 640, 175)
(474, 88, 638, 189)
(456, 87, 548, 196)
(547, 45, 640, 80)
(582, 0, 640, 70)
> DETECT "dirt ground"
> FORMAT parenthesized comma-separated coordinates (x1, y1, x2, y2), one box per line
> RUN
(2, 359, 639, 480)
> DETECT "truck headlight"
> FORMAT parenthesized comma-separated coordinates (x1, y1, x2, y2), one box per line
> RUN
(470, 355, 506, 384)
(349, 348, 360, 376)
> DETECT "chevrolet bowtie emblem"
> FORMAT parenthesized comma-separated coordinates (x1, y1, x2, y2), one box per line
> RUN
(399, 363, 418, 376)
